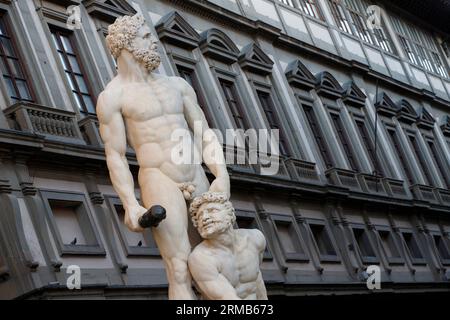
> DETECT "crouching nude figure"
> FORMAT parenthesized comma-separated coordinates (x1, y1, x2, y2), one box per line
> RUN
(188, 192, 268, 300)
(97, 14, 230, 299)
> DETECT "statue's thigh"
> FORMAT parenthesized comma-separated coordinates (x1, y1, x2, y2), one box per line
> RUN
(140, 169, 190, 255)
(191, 166, 210, 198)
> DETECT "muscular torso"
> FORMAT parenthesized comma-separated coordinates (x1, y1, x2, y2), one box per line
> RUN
(118, 76, 202, 184)
(199, 230, 263, 300)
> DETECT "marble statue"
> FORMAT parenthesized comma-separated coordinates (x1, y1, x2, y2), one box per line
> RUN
(188, 192, 268, 300)
(97, 14, 230, 300)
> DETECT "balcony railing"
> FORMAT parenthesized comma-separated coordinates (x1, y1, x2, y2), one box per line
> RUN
(3, 103, 85, 145)
(325, 168, 361, 191)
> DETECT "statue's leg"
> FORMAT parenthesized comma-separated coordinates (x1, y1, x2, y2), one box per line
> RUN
(138, 168, 196, 300)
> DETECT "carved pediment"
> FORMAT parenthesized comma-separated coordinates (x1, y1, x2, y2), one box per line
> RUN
(199, 29, 239, 64)
(83, 0, 136, 23)
(156, 11, 200, 50)
(238, 43, 274, 75)
(375, 92, 397, 117)
(416, 107, 435, 130)
(315, 71, 343, 99)
(396, 99, 418, 124)
(342, 81, 366, 108)
(285, 59, 316, 90)
(441, 115, 450, 136)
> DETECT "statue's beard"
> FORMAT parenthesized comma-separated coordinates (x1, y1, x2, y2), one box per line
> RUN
(131, 47, 161, 72)
(198, 216, 232, 239)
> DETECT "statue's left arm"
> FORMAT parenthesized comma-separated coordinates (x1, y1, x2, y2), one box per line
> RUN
(179, 78, 230, 198)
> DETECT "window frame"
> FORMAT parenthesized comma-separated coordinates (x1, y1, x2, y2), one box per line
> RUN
(276, 0, 325, 21)
(400, 229, 426, 265)
(385, 125, 415, 185)
(0, 11, 36, 104)
(254, 85, 292, 157)
(271, 213, 309, 263)
(352, 114, 386, 176)
(430, 231, 450, 266)
(40, 189, 106, 256)
(328, 109, 360, 171)
(301, 101, 335, 169)
(49, 25, 97, 114)
(217, 75, 251, 131)
(306, 219, 340, 263)
(375, 225, 404, 265)
(350, 224, 379, 265)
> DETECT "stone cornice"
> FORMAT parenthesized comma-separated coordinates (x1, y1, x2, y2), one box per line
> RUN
(0, 128, 449, 214)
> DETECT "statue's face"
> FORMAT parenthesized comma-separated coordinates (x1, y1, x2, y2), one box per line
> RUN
(129, 24, 161, 72)
(196, 202, 232, 239)
(133, 24, 158, 53)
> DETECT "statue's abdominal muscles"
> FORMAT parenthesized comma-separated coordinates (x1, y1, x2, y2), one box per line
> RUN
(122, 80, 201, 183)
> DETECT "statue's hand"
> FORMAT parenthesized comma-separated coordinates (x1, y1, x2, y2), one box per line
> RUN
(209, 175, 230, 199)
(124, 205, 148, 232)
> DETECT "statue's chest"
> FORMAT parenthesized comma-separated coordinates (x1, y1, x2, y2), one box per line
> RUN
(121, 83, 183, 120)
(220, 238, 260, 284)
(235, 248, 260, 283)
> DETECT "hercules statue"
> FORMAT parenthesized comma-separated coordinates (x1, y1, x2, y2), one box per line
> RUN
(97, 14, 230, 300)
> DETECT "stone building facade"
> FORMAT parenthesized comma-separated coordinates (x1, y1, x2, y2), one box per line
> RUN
(0, 0, 450, 299)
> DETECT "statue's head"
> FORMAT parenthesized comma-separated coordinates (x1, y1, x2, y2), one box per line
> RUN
(189, 192, 236, 239)
(106, 14, 161, 72)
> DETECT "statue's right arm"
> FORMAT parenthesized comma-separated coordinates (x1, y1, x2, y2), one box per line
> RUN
(97, 90, 146, 232)
(188, 250, 240, 300)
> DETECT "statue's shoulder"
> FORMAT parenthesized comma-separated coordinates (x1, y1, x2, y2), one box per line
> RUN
(102, 76, 124, 97)
(165, 75, 190, 90)
(239, 228, 266, 252)
(189, 241, 218, 265)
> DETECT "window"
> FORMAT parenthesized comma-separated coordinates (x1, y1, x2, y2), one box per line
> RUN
(391, 15, 448, 78)
(433, 234, 450, 262)
(41, 190, 105, 256)
(352, 227, 377, 262)
(387, 129, 414, 184)
(277, 0, 295, 7)
(274, 216, 307, 262)
(408, 135, 433, 186)
(303, 104, 334, 168)
(0, 14, 34, 103)
(329, 0, 352, 34)
(378, 230, 401, 261)
(328, 0, 393, 53)
(219, 79, 249, 130)
(355, 119, 384, 176)
(309, 223, 338, 260)
(426, 140, 449, 188)
(257, 90, 290, 156)
(330, 113, 358, 171)
(51, 28, 96, 114)
(297, 0, 323, 20)
(177, 65, 213, 126)
(402, 231, 424, 262)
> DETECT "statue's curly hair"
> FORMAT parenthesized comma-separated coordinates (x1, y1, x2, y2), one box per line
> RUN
(189, 192, 235, 228)
(106, 14, 145, 59)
